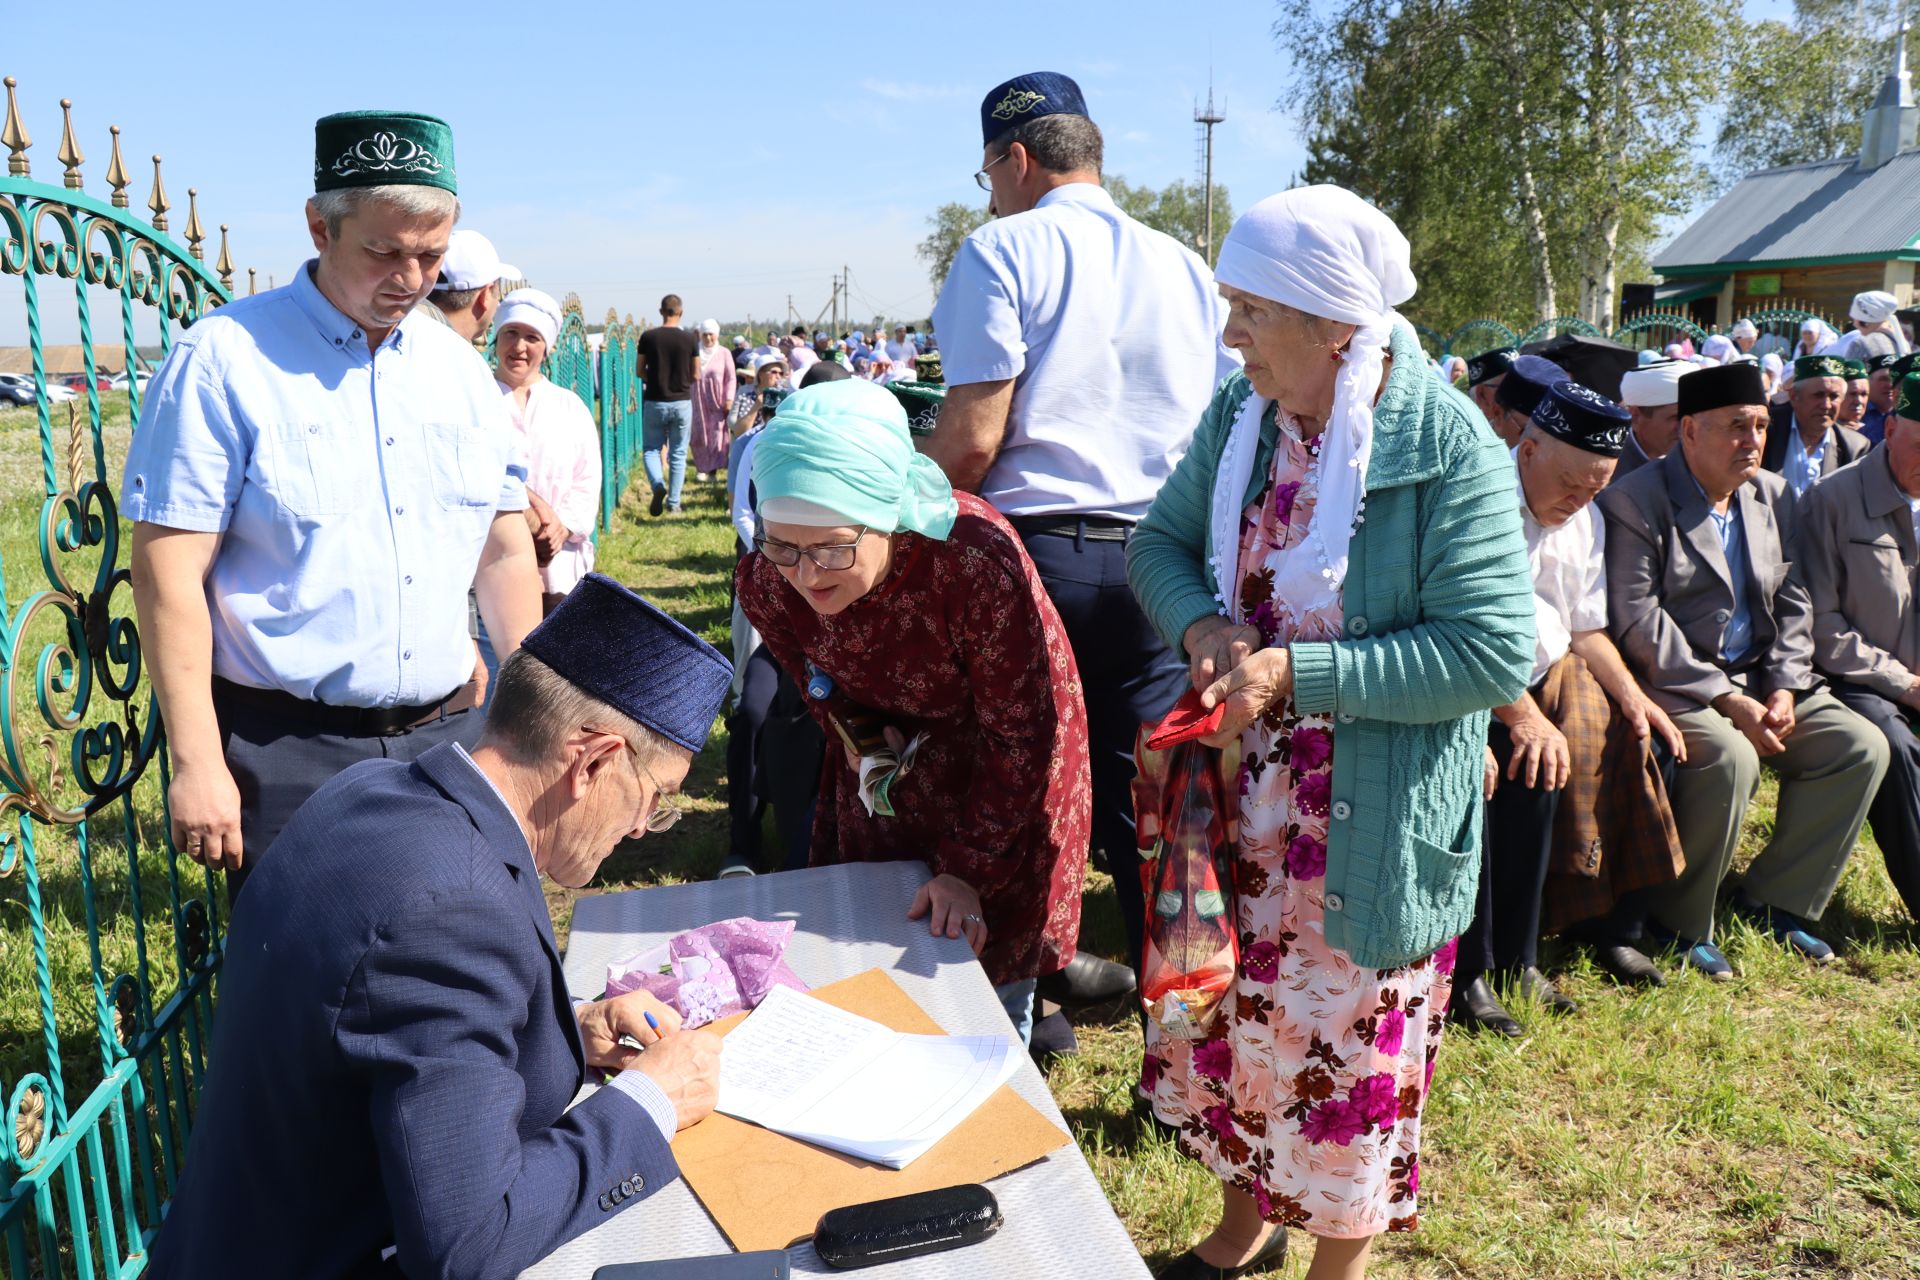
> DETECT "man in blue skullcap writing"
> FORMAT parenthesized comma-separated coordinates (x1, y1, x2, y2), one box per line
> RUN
(149, 576, 734, 1280)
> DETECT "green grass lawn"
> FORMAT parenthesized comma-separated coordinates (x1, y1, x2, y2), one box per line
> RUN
(3, 449, 1917, 1279)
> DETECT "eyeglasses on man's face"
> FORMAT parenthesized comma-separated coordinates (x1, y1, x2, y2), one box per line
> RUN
(587, 727, 685, 833)
(754, 528, 873, 572)
(973, 150, 1011, 192)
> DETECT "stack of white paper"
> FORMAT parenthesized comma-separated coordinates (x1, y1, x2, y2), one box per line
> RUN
(715, 985, 1020, 1169)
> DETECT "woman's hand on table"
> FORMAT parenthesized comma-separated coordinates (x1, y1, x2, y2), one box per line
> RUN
(1197, 646, 1294, 746)
(1183, 616, 1262, 696)
(908, 873, 988, 956)
(576, 989, 683, 1070)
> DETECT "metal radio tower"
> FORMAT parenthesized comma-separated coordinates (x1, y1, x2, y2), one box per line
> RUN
(1194, 77, 1225, 262)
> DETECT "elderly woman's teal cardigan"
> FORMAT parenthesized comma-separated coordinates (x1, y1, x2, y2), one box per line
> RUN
(1128, 322, 1535, 969)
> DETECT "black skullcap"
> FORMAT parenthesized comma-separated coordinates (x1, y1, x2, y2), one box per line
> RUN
(1466, 347, 1517, 388)
(1677, 362, 1768, 418)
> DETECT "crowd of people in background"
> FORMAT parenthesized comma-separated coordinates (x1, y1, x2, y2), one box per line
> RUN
(115, 73, 1920, 1280)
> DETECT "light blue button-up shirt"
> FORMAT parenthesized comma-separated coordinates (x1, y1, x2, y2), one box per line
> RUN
(1783, 427, 1828, 497)
(123, 261, 526, 708)
(1690, 474, 1756, 664)
(930, 183, 1239, 521)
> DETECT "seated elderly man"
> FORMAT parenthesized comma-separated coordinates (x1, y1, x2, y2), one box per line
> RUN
(148, 576, 733, 1280)
(1453, 382, 1688, 1035)
(1601, 363, 1887, 978)
(1790, 372, 1920, 923)
(1765, 354, 1871, 496)
(1485, 352, 1568, 447)
(1862, 353, 1899, 445)
(1465, 346, 1516, 431)
(1614, 358, 1687, 482)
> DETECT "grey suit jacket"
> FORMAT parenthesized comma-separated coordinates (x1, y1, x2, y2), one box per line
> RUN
(1598, 446, 1817, 713)
(1789, 446, 1920, 700)
(1608, 429, 1658, 486)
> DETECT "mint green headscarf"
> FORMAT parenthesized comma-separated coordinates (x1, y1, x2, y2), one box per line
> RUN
(751, 379, 958, 540)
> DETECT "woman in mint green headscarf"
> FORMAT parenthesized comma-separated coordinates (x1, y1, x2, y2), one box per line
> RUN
(735, 380, 1091, 1043)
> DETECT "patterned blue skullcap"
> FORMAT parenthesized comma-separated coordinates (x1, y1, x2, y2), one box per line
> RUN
(980, 72, 1090, 147)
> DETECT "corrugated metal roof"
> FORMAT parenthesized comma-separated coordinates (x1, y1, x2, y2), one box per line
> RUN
(1653, 150, 1920, 272)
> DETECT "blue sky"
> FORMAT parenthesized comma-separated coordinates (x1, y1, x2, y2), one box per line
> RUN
(2, 0, 1805, 344)
(5, 0, 1307, 340)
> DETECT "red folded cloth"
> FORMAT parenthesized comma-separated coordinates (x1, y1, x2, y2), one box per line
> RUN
(1144, 689, 1226, 751)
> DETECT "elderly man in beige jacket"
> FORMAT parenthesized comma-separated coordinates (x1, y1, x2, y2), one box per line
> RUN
(1599, 362, 1887, 978)
(1789, 372, 1920, 924)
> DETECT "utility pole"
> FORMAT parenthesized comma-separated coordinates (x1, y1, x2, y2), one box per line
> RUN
(1193, 77, 1225, 264)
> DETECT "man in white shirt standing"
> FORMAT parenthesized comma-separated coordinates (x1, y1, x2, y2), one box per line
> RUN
(928, 71, 1238, 1045)
(1453, 380, 1690, 1037)
(884, 323, 918, 383)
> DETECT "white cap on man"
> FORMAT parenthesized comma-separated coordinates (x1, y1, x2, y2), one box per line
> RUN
(435, 229, 520, 292)
(1619, 359, 1688, 407)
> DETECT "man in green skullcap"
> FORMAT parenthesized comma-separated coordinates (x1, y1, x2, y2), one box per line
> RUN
(1837, 357, 1871, 435)
(1765, 353, 1871, 497)
(1789, 371, 1920, 928)
(124, 109, 543, 892)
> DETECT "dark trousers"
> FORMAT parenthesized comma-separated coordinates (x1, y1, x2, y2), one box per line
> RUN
(1830, 682, 1920, 921)
(1017, 527, 1188, 975)
(214, 683, 484, 899)
(726, 646, 820, 872)
(1458, 717, 1557, 980)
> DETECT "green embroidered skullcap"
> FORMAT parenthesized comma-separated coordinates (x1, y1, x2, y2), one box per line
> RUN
(887, 380, 946, 436)
(1899, 373, 1920, 420)
(314, 111, 457, 194)
(913, 351, 944, 384)
(1841, 358, 1868, 381)
(1794, 353, 1848, 382)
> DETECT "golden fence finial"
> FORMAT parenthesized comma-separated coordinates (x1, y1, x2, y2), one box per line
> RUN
(216, 224, 233, 289)
(247, 266, 257, 295)
(56, 98, 82, 189)
(2, 77, 29, 177)
(147, 154, 170, 232)
(66, 400, 85, 496)
(184, 187, 205, 259)
(105, 125, 128, 207)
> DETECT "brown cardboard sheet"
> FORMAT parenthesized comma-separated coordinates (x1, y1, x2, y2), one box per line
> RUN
(672, 967, 1073, 1251)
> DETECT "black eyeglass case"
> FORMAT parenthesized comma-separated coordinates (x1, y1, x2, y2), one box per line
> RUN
(813, 1184, 1002, 1270)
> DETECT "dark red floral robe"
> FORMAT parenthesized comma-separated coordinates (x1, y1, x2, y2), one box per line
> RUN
(736, 492, 1091, 986)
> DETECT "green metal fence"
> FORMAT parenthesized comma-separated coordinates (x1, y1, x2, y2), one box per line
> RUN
(0, 78, 234, 1280)
(593, 307, 642, 533)
(1416, 306, 1840, 359)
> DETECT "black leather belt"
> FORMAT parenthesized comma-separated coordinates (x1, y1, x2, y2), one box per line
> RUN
(1008, 515, 1133, 543)
(212, 676, 479, 737)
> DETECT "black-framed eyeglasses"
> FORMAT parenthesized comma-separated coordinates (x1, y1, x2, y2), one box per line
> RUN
(973, 151, 1010, 192)
(754, 527, 873, 572)
(588, 726, 685, 833)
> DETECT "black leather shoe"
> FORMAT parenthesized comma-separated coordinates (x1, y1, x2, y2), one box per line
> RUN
(1516, 966, 1578, 1015)
(648, 487, 666, 516)
(1450, 975, 1522, 1037)
(1036, 952, 1137, 1006)
(1588, 942, 1666, 988)
(1155, 1226, 1288, 1279)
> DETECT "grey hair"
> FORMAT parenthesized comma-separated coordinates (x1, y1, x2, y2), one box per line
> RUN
(479, 650, 680, 770)
(309, 183, 460, 236)
(426, 284, 483, 313)
(992, 114, 1103, 176)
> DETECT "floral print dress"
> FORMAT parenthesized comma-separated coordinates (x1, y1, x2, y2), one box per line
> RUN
(1141, 417, 1459, 1239)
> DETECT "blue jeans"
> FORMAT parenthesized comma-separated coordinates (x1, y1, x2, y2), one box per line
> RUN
(642, 400, 692, 508)
(995, 979, 1038, 1046)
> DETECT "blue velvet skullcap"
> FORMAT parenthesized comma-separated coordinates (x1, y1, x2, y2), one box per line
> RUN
(1529, 380, 1630, 457)
(1494, 354, 1569, 417)
(980, 72, 1090, 147)
(519, 574, 732, 753)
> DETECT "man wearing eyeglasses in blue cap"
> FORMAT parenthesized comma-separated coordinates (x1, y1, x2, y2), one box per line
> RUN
(925, 72, 1240, 1049)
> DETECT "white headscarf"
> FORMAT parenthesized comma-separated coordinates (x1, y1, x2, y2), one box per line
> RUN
(495, 287, 561, 348)
(1701, 334, 1736, 363)
(1207, 185, 1416, 616)
(699, 318, 720, 336)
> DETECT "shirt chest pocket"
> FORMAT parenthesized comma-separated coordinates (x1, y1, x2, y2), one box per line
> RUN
(423, 420, 503, 510)
(261, 421, 364, 517)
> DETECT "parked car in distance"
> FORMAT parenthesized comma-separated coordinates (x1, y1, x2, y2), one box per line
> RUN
(59, 373, 114, 392)
(107, 369, 153, 391)
(0, 374, 34, 407)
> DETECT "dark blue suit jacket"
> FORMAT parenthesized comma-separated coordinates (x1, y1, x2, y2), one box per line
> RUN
(149, 743, 675, 1279)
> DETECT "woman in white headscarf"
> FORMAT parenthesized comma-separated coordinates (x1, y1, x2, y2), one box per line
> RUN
(691, 318, 737, 480)
(493, 288, 601, 609)
(1128, 187, 1534, 1279)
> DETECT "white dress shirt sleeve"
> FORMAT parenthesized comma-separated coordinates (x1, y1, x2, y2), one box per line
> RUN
(121, 335, 248, 532)
(1571, 509, 1608, 633)
(931, 238, 1026, 386)
(731, 434, 759, 547)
